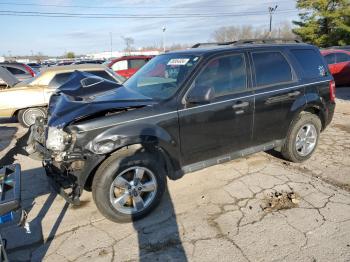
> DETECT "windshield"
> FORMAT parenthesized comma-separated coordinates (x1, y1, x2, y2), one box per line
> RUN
(124, 54, 200, 100)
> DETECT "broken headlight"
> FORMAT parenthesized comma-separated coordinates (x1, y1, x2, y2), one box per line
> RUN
(46, 127, 71, 152)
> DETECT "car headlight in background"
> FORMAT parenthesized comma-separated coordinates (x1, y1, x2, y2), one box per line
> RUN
(46, 127, 71, 152)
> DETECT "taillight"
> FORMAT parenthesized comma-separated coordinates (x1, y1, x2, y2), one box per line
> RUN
(329, 80, 336, 102)
(24, 64, 35, 77)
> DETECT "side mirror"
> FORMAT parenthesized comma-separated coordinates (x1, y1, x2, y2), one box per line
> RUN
(187, 86, 215, 105)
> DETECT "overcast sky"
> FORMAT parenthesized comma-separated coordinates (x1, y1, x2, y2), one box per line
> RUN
(0, 0, 299, 56)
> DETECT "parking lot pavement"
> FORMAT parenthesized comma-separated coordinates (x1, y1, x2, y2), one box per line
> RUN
(0, 88, 350, 262)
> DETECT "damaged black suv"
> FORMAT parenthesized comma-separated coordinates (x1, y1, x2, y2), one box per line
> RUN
(27, 39, 336, 222)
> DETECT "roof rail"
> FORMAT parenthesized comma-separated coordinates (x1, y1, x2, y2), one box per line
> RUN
(192, 38, 303, 48)
(191, 42, 237, 48)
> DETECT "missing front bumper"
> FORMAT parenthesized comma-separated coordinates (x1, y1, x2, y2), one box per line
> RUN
(43, 161, 81, 206)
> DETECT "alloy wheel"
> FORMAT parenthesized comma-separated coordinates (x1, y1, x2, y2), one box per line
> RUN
(295, 123, 317, 156)
(109, 166, 158, 215)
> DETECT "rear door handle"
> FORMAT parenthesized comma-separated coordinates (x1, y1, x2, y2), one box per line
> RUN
(288, 91, 301, 97)
(232, 101, 249, 109)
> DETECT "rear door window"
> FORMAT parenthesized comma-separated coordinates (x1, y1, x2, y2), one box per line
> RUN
(291, 49, 327, 78)
(129, 59, 148, 69)
(336, 52, 350, 63)
(191, 53, 247, 98)
(252, 52, 293, 87)
(6, 67, 27, 75)
(324, 53, 336, 64)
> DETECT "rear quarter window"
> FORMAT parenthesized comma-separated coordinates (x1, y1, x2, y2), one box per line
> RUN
(252, 51, 293, 87)
(291, 49, 328, 79)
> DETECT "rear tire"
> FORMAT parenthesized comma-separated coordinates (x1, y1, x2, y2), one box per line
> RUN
(18, 107, 46, 128)
(281, 112, 321, 163)
(92, 149, 166, 223)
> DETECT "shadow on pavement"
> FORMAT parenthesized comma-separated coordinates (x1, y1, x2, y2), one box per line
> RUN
(30, 193, 70, 261)
(0, 126, 18, 153)
(0, 128, 29, 167)
(133, 188, 187, 261)
(4, 168, 68, 261)
(0, 117, 17, 124)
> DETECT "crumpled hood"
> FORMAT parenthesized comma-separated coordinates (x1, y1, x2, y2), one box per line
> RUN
(48, 71, 155, 127)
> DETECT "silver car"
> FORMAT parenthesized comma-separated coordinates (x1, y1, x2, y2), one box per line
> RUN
(0, 62, 35, 85)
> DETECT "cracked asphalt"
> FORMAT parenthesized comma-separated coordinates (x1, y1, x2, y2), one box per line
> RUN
(0, 87, 349, 262)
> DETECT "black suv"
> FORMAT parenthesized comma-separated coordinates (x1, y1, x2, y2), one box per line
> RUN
(27, 39, 336, 222)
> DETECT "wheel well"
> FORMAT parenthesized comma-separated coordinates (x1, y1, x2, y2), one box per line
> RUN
(301, 107, 325, 130)
(83, 143, 174, 191)
(13, 106, 47, 118)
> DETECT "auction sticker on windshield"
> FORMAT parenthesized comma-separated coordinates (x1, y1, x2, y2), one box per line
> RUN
(167, 58, 190, 66)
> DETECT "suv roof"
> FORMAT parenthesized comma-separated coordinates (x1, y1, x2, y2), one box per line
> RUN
(169, 38, 311, 56)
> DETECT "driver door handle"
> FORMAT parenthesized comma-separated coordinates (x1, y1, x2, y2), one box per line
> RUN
(288, 91, 301, 97)
(232, 101, 249, 109)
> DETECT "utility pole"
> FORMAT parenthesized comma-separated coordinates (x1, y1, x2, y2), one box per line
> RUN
(268, 5, 278, 38)
(109, 32, 113, 59)
(162, 26, 166, 53)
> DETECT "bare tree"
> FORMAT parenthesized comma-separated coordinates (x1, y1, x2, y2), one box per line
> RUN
(212, 22, 295, 42)
(121, 36, 135, 53)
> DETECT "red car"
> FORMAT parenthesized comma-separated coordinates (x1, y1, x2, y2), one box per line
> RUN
(321, 49, 350, 86)
(107, 55, 153, 79)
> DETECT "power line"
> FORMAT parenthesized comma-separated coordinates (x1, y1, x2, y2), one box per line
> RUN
(0, 0, 294, 9)
(0, 9, 298, 19)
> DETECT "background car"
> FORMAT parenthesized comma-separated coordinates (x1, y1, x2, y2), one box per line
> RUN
(26, 62, 42, 73)
(328, 45, 350, 52)
(0, 62, 36, 84)
(56, 61, 74, 66)
(72, 60, 104, 65)
(321, 49, 350, 86)
(0, 64, 125, 127)
(107, 55, 153, 78)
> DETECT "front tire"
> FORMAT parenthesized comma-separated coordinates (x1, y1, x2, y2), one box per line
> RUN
(18, 107, 46, 128)
(92, 149, 166, 223)
(281, 112, 321, 163)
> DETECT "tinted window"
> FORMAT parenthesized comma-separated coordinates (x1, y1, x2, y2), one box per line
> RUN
(87, 71, 115, 82)
(6, 67, 27, 75)
(129, 59, 147, 69)
(192, 54, 247, 97)
(48, 73, 72, 88)
(291, 49, 327, 78)
(324, 53, 336, 64)
(336, 52, 350, 63)
(253, 52, 293, 86)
